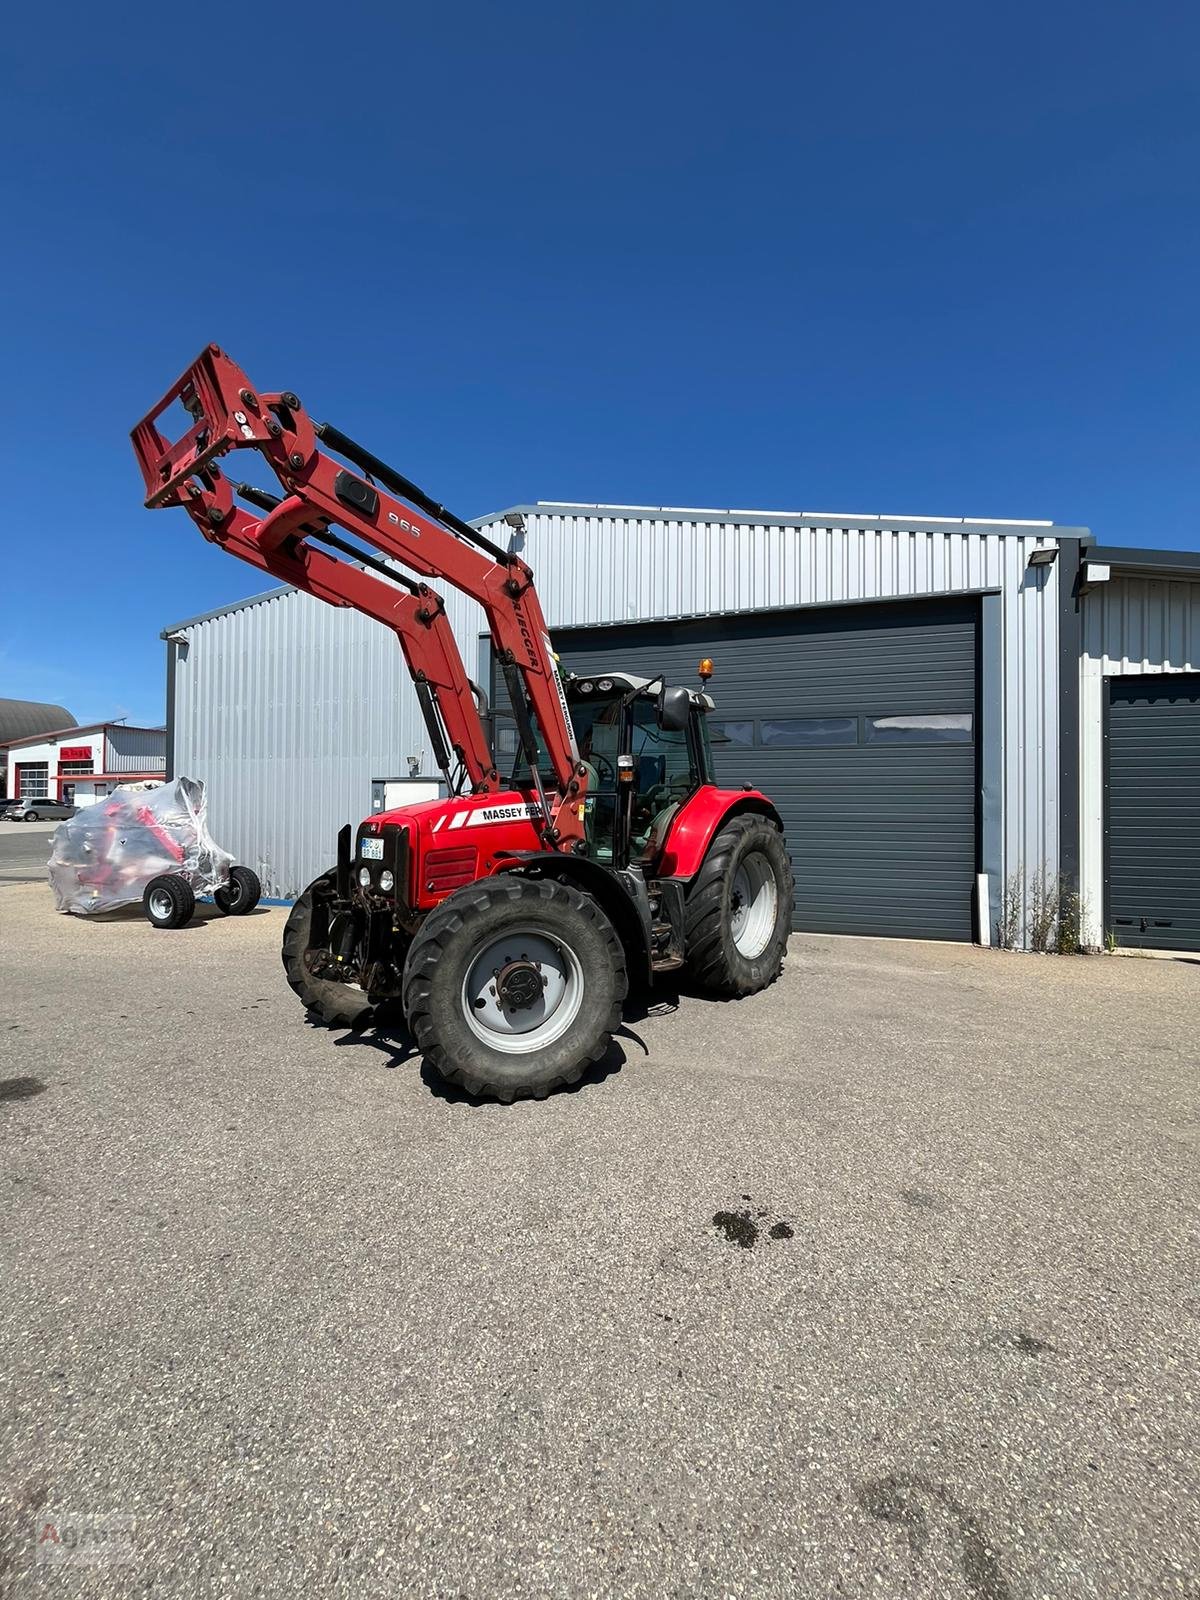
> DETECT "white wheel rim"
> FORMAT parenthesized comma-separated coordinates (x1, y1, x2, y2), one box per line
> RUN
(730, 852, 778, 958)
(462, 923, 584, 1055)
(149, 888, 174, 920)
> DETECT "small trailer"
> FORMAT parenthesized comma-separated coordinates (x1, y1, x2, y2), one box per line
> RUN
(47, 777, 261, 928)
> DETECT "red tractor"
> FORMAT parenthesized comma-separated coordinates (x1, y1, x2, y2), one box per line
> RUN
(132, 347, 793, 1100)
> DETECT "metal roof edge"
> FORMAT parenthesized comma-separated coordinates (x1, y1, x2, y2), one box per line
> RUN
(1, 721, 165, 751)
(161, 583, 296, 636)
(473, 503, 1091, 539)
(1086, 544, 1200, 579)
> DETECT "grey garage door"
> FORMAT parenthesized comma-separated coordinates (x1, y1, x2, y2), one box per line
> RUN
(1106, 673, 1200, 952)
(492, 597, 979, 941)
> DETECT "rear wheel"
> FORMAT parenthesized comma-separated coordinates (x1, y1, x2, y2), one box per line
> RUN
(684, 814, 793, 996)
(214, 865, 262, 916)
(282, 869, 377, 1028)
(403, 876, 627, 1102)
(143, 874, 196, 930)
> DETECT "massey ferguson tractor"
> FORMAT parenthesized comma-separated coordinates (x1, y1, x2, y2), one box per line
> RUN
(131, 346, 793, 1101)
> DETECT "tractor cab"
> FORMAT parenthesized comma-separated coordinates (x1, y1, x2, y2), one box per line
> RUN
(511, 671, 716, 869)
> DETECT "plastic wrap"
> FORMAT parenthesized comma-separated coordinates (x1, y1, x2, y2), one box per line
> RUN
(47, 777, 236, 916)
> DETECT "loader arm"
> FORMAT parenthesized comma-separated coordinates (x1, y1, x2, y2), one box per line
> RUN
(132, 346, 586, 847)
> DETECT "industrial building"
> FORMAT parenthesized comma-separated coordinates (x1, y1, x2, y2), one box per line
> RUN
(162, 505, 1200, 952)
(0, 720, 167, 809)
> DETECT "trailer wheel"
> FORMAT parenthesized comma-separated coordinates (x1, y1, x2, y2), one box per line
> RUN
(281, 869, 377, 1028)
(143, 874, 196, 930)
(403, 876, 627, 1102)
(684, 815, 793, 996)
(214, 865, 262, 916)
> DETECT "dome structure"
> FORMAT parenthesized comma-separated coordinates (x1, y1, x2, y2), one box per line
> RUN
(0, 699, 76, 745)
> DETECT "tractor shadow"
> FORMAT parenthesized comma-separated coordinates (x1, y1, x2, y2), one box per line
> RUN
(325, 1004, 629, 1105)
(322, 967, 735, 1105)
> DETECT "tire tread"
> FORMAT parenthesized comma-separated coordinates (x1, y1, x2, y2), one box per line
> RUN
(143, 873, 196, 930)
(403, 875, 626, 1101)
(281, 870, 375, 1027)
(683, 814, 793, 996)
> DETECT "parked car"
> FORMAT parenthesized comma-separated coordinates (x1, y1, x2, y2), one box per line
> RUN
(4, 798, 78, 822)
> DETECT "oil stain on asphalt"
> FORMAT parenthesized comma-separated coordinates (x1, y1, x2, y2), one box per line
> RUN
(712, 1210, 760, 1248)
(858, 1472, 1013, 1600)
(711, 1198, 795, 1249)
(986, 1327, 1059, 1357)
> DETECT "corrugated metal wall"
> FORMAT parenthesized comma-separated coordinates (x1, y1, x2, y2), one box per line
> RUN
(1079, 575, 1200, 946)
(170, 505, 1067, 930)
(105, 725, 167, 773)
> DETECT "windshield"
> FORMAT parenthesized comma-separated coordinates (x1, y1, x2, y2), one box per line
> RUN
(507, 696, 626, 786)
(506, 692, 702, 864)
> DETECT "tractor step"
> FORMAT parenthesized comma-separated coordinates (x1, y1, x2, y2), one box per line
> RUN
(649, 908, 685, 973)
(648, 879, 687, 973)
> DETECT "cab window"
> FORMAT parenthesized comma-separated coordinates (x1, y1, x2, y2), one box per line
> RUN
(630, 701, 698, 794)
(630, 700, 700, 859)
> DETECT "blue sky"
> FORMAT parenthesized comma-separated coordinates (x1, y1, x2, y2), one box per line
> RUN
(1, 0, 1196, 727)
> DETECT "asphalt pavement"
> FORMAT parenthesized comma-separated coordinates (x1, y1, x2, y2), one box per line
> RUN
(0, 823, 56, 885)
(0, 879, 1197, 1597)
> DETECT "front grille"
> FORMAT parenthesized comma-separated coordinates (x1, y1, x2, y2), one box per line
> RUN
(354, 822, 409, 904)
(423, 845, 477, 895)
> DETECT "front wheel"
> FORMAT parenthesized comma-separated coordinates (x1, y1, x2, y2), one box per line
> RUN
(143, 874, 196, 929)
(403, 876, 627, 1102)
(684, 815, 793, 996)
(214, 865, 262, 916)
(282, 869, 376, 1028)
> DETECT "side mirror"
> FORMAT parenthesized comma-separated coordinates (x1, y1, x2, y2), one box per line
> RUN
(657, 684, 691, 732)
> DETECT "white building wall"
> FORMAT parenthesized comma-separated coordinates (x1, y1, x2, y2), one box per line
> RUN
(170, 506, 1071, 923)
(1079, 574, 1200, 946)
(6, 733, 106, 799)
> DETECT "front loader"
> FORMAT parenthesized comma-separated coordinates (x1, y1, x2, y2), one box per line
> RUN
(132, 346, 793, 1100)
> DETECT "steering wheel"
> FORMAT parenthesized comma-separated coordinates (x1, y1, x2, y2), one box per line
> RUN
(585, 751, 617, 785)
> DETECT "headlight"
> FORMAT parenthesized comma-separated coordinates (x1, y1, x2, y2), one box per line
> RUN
(379, 869, 394, 892)
(358, 866, 371, 888)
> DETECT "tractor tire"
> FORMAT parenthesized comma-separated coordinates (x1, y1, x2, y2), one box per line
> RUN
(684, 814, 793, 997)
(403, 876, 627, 1102)
(282, 869, 376, 1029)
(214, 865, 262, 916)
(143, 874, 196, 930)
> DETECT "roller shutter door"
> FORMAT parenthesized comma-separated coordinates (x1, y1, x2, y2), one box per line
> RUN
(491, 597, 979, 941)
(1106, 674, 1200, 951)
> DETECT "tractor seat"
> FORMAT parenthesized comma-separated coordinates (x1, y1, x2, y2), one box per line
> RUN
(637, 801, 680, 862)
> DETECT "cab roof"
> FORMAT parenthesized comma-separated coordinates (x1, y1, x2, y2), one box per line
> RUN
(564, 670, 714, 710)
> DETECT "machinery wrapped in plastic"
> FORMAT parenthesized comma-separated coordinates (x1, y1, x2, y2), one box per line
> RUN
(48, 777, 236, 916)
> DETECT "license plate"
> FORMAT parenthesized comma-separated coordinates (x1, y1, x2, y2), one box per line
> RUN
(360, 837, 384, 860)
